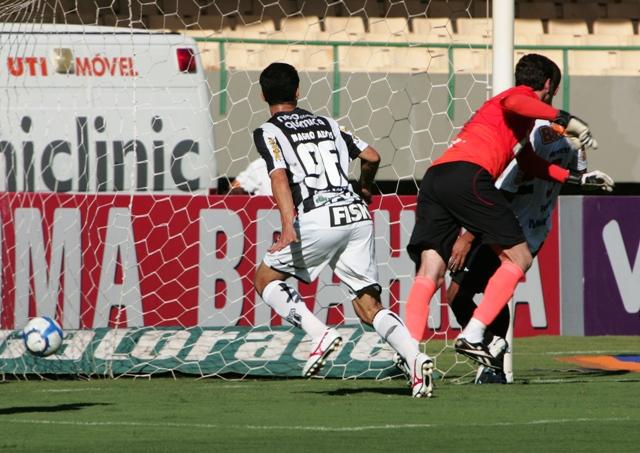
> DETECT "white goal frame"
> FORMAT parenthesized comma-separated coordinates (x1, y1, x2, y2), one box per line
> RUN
(492, 0, 516, 384)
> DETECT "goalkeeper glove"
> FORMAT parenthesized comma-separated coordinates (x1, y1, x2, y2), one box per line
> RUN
(567, 170, 614, 192)
(553, 110, 598, 150)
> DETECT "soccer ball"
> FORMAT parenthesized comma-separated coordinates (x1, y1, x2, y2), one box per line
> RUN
(22, 316, 64, 357)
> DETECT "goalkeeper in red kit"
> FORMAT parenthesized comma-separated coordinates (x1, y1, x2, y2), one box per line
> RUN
(404, 54, 599, 367)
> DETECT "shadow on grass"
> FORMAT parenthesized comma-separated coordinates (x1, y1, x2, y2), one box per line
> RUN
(303, 386, 411, 397)
(0, 402, 111, 415)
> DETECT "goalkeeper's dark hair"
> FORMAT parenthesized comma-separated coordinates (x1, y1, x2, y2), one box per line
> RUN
(548, 59, 562, 97)
(259, 62, 299, 106)
(515, 54, 561, 91)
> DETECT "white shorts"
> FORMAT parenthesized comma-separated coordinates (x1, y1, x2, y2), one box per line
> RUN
(262, 201, 379, 294)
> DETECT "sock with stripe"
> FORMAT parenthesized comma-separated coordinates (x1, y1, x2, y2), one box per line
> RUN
(373, 308, 421, 362)
(261, 280, 327, 340)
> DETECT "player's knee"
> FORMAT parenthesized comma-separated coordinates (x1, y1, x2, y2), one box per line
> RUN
(353, 285, 382, 324)
(513, 247, 533, 271)
(500, 242, 533, 272)
(254, 263, 272, 296)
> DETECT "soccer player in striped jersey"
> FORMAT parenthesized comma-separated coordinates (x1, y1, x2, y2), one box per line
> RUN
(404, 54, 602, 368)
(253, 63, 434, 398)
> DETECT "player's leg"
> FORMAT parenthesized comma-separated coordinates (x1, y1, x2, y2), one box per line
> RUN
(447, 243, 510, 339)
(405, 165, 458, 341)
(432, 163, 527, 367)
(455, 242, 530, 368)
(447, 281, 476, 329)
(334, 220, 433, 398)
(256, 214, 348, 377)
(447, 244, 508, 380)
(255, 263, 328, 340)
(459, 242, 531, 344)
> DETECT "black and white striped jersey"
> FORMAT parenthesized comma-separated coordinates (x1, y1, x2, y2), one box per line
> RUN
(253, 107, 369, 210)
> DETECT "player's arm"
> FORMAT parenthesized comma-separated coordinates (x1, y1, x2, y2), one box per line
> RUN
(516, 143, 570, 183)
(337, 125, 379, 204)
(517, 144, 614, 191)
(357, 146, 380, 204)
(501, 94, 597, 149)
(501, 93, 559, 119)
(449, 230, 475, 272)
(253, 127, 298, 252)
(269, 169, 299, 252)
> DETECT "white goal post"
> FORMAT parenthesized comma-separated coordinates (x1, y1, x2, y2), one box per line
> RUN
(492, 0, 516, 384)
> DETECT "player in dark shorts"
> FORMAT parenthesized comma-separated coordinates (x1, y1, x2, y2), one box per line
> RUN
(402, 54, 600, 368)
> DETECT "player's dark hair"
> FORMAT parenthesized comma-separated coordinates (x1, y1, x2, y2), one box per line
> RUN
(515, 54, 560, 91)
(547, 60, 562, 96)
(259, 62, 299, 106)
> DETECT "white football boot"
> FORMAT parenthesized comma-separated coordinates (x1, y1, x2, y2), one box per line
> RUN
(302, 328, 342, 378)
(486, 336, 508, 363)
(410, 352, 434, 398)
(393, 352, 411, 386)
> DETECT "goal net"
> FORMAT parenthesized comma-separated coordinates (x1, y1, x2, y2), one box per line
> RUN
(0, 0, 503, 382)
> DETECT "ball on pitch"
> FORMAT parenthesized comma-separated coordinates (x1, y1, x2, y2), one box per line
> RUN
(22, 316, 63, 357)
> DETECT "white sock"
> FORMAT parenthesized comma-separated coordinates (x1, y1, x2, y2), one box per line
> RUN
(261, 281, 327, 339)
(372, 309, 422, 364)
(461, 317, 486, 344)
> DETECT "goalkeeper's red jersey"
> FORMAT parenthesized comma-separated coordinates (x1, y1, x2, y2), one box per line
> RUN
(433, 85, 559, 179)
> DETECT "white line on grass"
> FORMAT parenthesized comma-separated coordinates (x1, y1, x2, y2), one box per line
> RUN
(4, 417, 634, 432)
(40, 388, 103, 393)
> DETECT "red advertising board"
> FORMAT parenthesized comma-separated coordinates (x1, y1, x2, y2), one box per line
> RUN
(0, 192, 559, 337)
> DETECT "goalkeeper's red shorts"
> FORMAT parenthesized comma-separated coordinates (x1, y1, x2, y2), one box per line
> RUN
(407, 161, 525, 265)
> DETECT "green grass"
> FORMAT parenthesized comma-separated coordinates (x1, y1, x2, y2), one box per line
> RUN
(0, 336, 639, 452)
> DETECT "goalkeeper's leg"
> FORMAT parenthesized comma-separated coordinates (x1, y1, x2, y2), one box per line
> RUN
(448, 282, 510, 340)
(459, 242, 530, 345)
(447, 243, 509, 340)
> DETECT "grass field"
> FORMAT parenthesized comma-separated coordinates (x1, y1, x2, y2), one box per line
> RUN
(0, 336, 638, 452)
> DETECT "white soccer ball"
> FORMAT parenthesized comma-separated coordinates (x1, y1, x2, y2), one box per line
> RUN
(22, 316, 63, 357)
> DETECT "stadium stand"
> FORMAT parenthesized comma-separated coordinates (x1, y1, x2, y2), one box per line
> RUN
(518, 1, 558, 22)
(547, 19, 590, 37)
(226, 16, 277, 38)
(367, 17, 410, 36)
(569, 49, 621, 76)
(592, 19, 635, 37)
(454, 47, 491, 74)
(339, 46, 393, 72)
(606, 2, 640, 20)
(260, 44, 333, 71)
(411, 17, 454, 37)
(561, 2, 603, 29)
(324, 15, 367, 40)
(28, 0, 640, 75)
(455, 17, 495, 38)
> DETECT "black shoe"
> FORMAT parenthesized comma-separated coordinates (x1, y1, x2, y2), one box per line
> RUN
(474, 366, 507, 384)
(454, 337, 503, 369)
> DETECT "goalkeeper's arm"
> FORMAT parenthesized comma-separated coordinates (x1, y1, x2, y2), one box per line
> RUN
(500, 94, 598, 150)
(566, 169, 615, 192)
(357, 146, 380, 204)
(517, 145, 614, 191)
